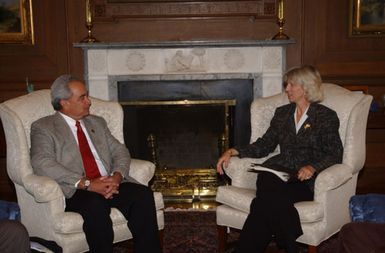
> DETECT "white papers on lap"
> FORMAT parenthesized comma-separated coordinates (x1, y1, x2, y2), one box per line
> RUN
(247, 165, 290, 182)
(30, 241, 54, 253)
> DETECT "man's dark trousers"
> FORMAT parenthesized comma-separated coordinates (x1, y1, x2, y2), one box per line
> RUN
(66, 182, 161, 253)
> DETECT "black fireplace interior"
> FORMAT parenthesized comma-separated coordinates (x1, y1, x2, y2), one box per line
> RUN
(124, 103, 231, 169)
(118, 79, 253, 169)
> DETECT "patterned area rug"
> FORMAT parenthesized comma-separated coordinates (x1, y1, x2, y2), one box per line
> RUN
(113, 209, 340, 253)
(163, 210, 219, 253)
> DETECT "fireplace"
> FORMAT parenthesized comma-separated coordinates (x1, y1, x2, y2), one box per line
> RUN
(122, 100, 233, 201)
(118, 79, 253, 201)
(74, 40, 292, 201)
(121, 101, 234, 169)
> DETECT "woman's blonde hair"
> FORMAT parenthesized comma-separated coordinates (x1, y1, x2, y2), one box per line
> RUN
(283, 65, 323, 103)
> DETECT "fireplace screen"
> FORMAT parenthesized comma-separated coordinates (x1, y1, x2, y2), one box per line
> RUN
(121, 100, 235, 201)
(118, 79, 253, 202)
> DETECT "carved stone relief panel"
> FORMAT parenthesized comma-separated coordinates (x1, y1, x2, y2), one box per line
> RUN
(126, 52, 146, 72)
(165, 49, 207, 73)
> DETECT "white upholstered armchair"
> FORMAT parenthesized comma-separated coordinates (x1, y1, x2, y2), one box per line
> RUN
(0, 89, 164, 253)
(216, 83, 372, 253)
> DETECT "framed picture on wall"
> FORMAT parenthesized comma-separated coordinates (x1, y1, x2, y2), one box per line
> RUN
(0, 0, 34, 44)
(350, 0, 385, 36)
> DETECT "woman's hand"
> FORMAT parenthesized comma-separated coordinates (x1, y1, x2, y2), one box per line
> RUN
(216, 148, 238, 174)
(297, 165, 316, 181)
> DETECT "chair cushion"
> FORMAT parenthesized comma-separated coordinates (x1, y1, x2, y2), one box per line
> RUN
(53, 192, 164, 234)
(53, 208, 127, 234)
(216, 186, 324, 223)
(216, 185, 256, 213)
(294, 201, 324, 223)
(216, 205, 248, 230)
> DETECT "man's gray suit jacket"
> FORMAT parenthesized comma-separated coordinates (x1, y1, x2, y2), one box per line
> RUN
(30, 112, 137, 198)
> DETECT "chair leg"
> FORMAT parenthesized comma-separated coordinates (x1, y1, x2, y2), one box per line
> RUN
(217, 225, 228, 253)
(158, 230, 164, 250)
(308, 245, 317, 253)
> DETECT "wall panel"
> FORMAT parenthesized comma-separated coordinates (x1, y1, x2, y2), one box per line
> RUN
(302, 0, 385, 83)
(0, 0, 70, 101)
(1, 0, 384, 200)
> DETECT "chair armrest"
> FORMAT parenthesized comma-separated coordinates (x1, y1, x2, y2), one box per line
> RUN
(129, 159, 156, 186)
(23, 174, 64, 203)
(314, 164, 352, 193)
(224, 157, 268, 189)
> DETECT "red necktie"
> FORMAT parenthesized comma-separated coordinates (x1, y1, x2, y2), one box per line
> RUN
(76, 121, 101, 179)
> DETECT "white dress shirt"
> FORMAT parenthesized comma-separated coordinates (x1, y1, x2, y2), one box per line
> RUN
(60, 112, 108, 177)
(294, 106, 309, 134)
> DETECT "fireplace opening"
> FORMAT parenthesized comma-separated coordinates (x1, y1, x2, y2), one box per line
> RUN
(118, 79, 253, 201)
(122, 100, 234, 168)
(121, 100, 234, 201)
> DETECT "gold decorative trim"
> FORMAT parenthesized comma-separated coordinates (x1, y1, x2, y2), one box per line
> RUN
(120, 99, 236, 106)
(152, 168, 219, 201)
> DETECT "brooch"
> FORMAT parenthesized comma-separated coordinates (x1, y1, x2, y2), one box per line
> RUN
(304, 123, 311, 130)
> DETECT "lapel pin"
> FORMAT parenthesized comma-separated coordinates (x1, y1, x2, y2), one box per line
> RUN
(304, 123, 311, 130)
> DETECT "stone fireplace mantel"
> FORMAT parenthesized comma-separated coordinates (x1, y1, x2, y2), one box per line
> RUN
(74, 40, 294, 101)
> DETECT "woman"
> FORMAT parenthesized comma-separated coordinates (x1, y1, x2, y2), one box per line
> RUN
(216, 65, 343, 253)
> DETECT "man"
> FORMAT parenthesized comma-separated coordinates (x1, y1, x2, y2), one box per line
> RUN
(30, 75, 161, 253)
